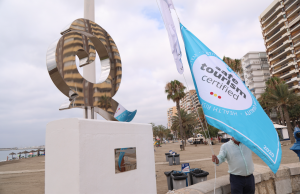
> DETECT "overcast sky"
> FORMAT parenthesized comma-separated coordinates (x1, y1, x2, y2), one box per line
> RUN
(0, 0, 273, 148)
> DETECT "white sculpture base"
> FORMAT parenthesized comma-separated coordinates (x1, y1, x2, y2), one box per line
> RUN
(45, 118, 157, 194)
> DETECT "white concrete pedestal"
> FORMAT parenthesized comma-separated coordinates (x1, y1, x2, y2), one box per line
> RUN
(45, 118, 157, 194)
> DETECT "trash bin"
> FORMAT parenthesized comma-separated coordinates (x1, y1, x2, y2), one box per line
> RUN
(164, 171, 174, 191)
(189, 168, 200, 185)
(171, 172, 188, 190)
(191, 170, 209, 184)
(165, 153, 170, 162)
(168, 155, 174, 166)
(174, 154, 180, 165)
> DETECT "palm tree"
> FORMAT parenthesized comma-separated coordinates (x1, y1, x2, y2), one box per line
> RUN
(223, 56, 243, 74)
(172, 109, 198, 145)
(268, 84, 300, 143)
(265, 77, 286, 124)
(151, 123, 158, 141)
(171, 122, 179, 140)
(98, 94, 112, 111)
(257, 92, 273, 118)
(165, 80, 186, 150)
(197, 107, 206, 124)
(157, 125, 167, 144)
(288, 104, 300, 127)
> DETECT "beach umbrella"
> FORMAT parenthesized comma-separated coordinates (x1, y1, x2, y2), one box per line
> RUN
(9, 152, 16, 159)
(40, 149, 45, 155)
(30, 150, 36, 156)
(17, 152, 22, 159)
(22, 150, 30, 158)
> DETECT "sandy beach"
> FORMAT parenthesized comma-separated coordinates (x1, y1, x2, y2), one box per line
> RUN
(0, 141, 298, 194)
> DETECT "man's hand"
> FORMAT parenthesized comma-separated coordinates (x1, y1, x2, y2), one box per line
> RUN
(212, 155, 219, 164)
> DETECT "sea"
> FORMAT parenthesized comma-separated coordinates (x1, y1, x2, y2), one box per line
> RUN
(0, 150, 44, 162)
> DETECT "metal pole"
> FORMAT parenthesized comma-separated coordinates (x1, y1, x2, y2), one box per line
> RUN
(85, 107, 88, 119)
(91, 107, 94, 119)
(83, 0, 96, 119)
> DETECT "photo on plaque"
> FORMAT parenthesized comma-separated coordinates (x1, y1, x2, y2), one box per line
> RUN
(114, 147, 137, 174)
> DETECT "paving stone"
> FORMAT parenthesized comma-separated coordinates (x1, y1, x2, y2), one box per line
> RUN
(275, 177, 292, 194)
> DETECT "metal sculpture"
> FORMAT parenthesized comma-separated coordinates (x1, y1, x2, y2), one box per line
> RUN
(46, 18, 136, 122)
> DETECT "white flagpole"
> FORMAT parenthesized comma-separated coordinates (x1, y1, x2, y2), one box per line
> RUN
(155, 2, 217, 193)
(83, 0, 97, 119)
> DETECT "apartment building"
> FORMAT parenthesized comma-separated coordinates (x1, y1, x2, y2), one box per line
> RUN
(259, 0, 300, 93)
(242, 52, 270, 98)
(167, 106, 177, 129)
(180, 90, 201, 114)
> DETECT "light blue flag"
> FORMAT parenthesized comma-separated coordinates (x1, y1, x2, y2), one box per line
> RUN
(180, 23, 281, 173)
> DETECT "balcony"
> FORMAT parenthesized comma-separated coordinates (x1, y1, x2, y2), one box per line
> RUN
(264, 12, 285, 32)
(289, 13, 300, 27)
(287, 3, 300, 17)
(292, 30, 300, 40)
(273, 61, 295, 74)
(286, 0, 297, 11)
(262, 4, 284, 25)
(265, 22, 286, 39)
(255, 88, 266, 94)
(253, 77, 265, 82)
(288, 84, 300, 90)
(279, 69, 297, 79)
(252, 71, 264, 77)
(267, 31, 290, 47)
(269, 47, 292, 61)
(286, 76, 299, 83)
(253, 82, 266, 88)
(294, 38, 300, 47)
(295, 47, 300, 54)
(247, 74, 253, 79)
(265, 23, 284, 38)
(272, 54, 295, 67)
(268, 38, 291, 53)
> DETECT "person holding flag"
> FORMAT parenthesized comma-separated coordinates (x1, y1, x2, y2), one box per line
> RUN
(158, 1, 281, 193)
(212, 137, 255, 193)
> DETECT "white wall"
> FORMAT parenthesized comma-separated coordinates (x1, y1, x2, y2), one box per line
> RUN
(46, 118, 157, 194)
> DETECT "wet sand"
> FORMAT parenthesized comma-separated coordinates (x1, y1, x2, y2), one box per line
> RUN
(0, 142, 298, 194)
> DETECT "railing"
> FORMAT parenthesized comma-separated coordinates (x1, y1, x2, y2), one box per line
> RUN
(292, 30, 300, 38)
(269, 35, 283, 45)
(264, 16, 278, 29)
(270, 48, 287, 59)
(273, 56, 287, 66)
(288, 13, 300, 24)
(263, 8, 277, 22)
(286, 0, 297, 10)
(287, 4, 300, 17)
(275, 63, 289, 72)
(267, 29, 281, 39)
(279, 70, 291, 77)
(295, 47, 300, 53)
(290, 20, 300, 31)
(294, 38, 300, 45)
(269, 42, 284, 53)
(265, 22, 279, 34)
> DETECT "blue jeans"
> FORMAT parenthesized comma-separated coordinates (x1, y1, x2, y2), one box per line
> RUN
(230, 174, 255, 194)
